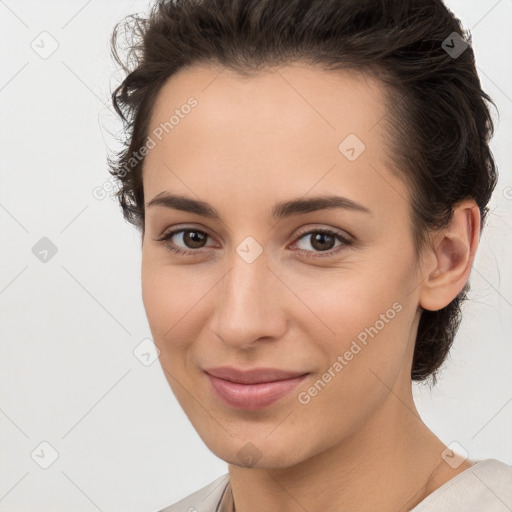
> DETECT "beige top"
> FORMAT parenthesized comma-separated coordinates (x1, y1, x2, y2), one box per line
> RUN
(158, 459, 512, 512)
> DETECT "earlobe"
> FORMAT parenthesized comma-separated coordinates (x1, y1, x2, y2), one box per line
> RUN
(419, 201, 480, 312)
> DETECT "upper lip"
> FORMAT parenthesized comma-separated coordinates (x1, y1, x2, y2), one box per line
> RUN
(204, 366, 308, 384)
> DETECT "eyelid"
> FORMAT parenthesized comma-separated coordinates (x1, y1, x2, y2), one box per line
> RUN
(293, 225, 353, 244)
(155, 223, 218, 244)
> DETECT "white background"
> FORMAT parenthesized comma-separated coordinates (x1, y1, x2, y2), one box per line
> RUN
(1, 1, 511, 511)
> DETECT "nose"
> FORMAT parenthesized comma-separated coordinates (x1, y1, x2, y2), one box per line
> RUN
(209, 249, 288, 350)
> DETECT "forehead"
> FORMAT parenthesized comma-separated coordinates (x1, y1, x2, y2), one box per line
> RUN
(147, 62, 387, 140)
(143, 62, 406, 221)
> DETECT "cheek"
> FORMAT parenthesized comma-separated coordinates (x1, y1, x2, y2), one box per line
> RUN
(141, 260, 201, 408)
(141, 256, 183, 347)
(292, 262, 414, 384)
(141, 255, 213, 355)
(141, 259, 166, 338)
(293, 299, 413, 441)
(293, 265, 406, 333)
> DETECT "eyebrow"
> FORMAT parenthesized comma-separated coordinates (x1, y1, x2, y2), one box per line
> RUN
(146, 192, 372, 219)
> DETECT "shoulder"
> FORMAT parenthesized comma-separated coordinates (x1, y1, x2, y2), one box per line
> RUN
(157, 473, 230, 512)
(411, 459, 512, 511)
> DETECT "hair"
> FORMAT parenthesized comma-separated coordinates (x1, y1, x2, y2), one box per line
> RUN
(108, 0, 498, 383)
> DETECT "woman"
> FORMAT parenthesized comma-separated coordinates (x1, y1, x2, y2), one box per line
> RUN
(108, 0, 511, 510)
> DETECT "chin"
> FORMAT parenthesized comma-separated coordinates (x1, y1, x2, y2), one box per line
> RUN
(196, 425, 309, 469)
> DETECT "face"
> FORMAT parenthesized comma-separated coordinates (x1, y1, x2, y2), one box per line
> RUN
(141, 63, 426, 468)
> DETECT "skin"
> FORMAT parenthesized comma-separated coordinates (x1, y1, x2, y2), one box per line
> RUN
(140, 63, 480, 512)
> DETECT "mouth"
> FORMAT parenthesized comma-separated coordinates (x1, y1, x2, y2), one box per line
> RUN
(204, 366, 309, 411)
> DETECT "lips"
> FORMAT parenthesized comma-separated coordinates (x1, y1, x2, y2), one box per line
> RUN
(205, 366, 308, 384)
(204, 366, 309, 410)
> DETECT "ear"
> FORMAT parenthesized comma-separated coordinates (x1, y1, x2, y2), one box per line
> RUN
(419, 200, 481, 312)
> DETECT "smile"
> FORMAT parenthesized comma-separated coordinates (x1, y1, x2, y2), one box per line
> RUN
(204, 367, 309, 411)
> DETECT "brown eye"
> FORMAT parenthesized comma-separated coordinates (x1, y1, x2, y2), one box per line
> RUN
(293, 229, 351, 258)
(158, 229, 212, 255)
(307, 232, 336, 251)
(179, 230, 208, 249)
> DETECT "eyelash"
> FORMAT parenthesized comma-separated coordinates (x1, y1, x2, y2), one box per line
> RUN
(156, 227, 352, 258)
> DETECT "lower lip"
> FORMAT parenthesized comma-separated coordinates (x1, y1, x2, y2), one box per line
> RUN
(206, 373, 308, 411)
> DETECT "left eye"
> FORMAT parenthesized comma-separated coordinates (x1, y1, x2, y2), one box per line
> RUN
(293, 229, 351, 256)
(157, 228, 351, 257)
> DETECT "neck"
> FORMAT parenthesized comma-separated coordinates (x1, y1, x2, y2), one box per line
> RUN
(227, 379, 471, 512)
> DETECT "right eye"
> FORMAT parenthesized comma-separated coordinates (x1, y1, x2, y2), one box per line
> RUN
(157, 228, 214, 256)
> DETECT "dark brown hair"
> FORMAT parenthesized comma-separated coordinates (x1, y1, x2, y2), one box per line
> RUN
(108, 0, 498, 383)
